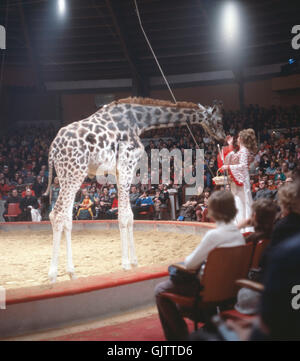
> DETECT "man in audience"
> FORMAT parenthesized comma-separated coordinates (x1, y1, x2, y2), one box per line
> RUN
(129, 185, 140, 208)
(254, 180, 274, 200)
(32, 175, 45, 199)
(3, 189, 22, 221)
(132, 191, 154, 218)
(19, 188, 39, 221)
(155, 191, 245, 341)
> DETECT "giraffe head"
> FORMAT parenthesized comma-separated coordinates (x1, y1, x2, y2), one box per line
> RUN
(198, 100, 225, 142)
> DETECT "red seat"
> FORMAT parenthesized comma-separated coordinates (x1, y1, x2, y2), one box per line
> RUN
(4, 203, 21, 221)
(161, 243, 254, 330)
(250, 239, 270, 269)
(137, 205, 154, 220)
(202, 208, 213, 223)
(242, 232, 253, 238)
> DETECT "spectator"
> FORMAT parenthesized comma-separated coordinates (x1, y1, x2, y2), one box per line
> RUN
(0, 178, 11, 200)
(270, 180, 300, 248)
(153, 189, 162, 220)
(49, 177, 60, 211)
(265, 161, 277, 175)
(157, 184, 170, 218)
(76, 194, 94, 220)
(3, 189, 21, 221)
(132, 191, 154, 218)
(21, 185, 36, 198)
(267, 179, 276, 191)
(32, 175, 46, 199)
(129, 185, 140, 208)
(254, 180, 274, 200)
(177, 197, 198, 221)
(195, 197, 209, 222)
(155, 190, 245, 341)
(24, 170, 35, 185)
(98, 186, 112, 216)
(19, 188, 39, 221)
(106, 192, 118, 219)
(15, 177, 25, 196)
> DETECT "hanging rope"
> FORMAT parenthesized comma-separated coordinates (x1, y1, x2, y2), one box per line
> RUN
(133, 0, 216, 179)
(0, 0, 9, 98)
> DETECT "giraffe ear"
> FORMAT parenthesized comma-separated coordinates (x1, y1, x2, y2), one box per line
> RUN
(198, 103, 206, 112)
(212, 100, 223, 114)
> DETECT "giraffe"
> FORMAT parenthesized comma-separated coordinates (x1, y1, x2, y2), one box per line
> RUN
(44, 97, 225, 283)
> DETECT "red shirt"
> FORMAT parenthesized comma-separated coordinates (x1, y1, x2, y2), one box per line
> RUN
(112, 198, 118, 208)
(0, 184, 11, 199)
(21, 189, 36, 198)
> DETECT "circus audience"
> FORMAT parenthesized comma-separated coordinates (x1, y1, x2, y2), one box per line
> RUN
(0, 105, 299, 221)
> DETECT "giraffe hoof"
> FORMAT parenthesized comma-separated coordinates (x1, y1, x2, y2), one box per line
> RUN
(122, 263, 131, 271)
(48, 271, 57, 284)
(131, 261, 138, 268)
(68, 272, 77, 280)
(49, 276, 57, 284)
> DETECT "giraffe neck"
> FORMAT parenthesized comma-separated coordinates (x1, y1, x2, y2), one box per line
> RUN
(125, 104, 203, 136)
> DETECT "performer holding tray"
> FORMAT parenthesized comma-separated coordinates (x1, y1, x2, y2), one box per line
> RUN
(218, 129, 257, 228)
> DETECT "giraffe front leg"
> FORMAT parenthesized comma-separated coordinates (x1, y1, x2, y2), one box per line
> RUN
(48, 211, 63, 283)
(118, 205, 131, 270)
(127, 207, 138, 267)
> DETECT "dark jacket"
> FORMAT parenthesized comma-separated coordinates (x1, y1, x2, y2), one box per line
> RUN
(254, 188, 275, 200)
(270, 213, 300, 248)
(20, 195, 39, 212)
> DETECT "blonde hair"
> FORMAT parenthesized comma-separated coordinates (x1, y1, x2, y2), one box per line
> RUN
(208, 190, 237, 223)
(239, 128, 257, 153)
(278, 181, 300, 215)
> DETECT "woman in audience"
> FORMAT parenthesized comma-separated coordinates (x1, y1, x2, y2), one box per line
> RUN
(49, 177, 60, 211)
(238, 198, 277, 246)
(155, 190, 245, 341)
(270, 180, 300, 248)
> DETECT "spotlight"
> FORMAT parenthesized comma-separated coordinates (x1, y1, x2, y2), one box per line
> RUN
(58, 0, 66, 16)
(221, 2, 240, 45)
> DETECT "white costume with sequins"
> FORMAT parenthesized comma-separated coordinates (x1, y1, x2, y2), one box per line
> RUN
(225, 145, 253, 227)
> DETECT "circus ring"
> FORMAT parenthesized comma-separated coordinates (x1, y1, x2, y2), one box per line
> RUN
(0, 220, 215, 339)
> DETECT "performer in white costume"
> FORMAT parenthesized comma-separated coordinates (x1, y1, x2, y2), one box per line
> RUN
(221, 129, 257, 228)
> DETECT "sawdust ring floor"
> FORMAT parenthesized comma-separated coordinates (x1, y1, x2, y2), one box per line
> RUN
(0, 229, 202, 289)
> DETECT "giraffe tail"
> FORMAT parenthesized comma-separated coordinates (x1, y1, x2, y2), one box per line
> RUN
(43, 156, 54, 196)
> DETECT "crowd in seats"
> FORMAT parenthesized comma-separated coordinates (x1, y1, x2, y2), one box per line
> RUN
(0, 105, 299, 223)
